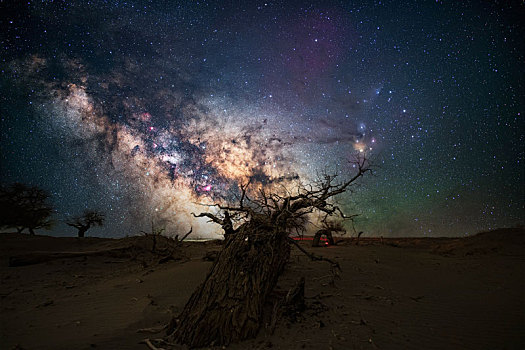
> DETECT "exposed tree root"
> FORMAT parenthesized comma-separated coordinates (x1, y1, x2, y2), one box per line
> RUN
(136, 325, 167, 334)
(143, 338, 164, 350)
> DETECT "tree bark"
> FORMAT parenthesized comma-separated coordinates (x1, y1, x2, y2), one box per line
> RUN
(167, 220, 290, 347)
(166, 156, 370, 347)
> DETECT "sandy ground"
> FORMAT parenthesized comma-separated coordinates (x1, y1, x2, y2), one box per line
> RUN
(0, 229, 524, 350)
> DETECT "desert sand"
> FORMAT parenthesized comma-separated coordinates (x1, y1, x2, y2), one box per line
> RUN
(1, 228, 524, 349)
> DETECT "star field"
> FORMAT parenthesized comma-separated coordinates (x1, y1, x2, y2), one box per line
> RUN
(1, 0, 523, 238)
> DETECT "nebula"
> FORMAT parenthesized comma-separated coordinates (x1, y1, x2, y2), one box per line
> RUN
(2, 1, 521, 238)
(6, 54, 366, 238)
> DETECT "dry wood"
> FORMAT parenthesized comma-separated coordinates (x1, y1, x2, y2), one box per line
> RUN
(142, 338, 165, 350)
(165, 154, 370, 347)
(288, 238, 341, 270)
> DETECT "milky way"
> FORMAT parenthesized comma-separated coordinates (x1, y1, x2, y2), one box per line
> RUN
(1, 1, 523, 237)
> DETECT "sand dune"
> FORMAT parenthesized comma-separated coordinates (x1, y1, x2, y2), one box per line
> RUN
(1, 229, 523, 349)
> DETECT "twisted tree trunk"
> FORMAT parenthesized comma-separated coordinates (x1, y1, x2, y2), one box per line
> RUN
(167, 220, 290, 347)
(166, 156, 370, 347)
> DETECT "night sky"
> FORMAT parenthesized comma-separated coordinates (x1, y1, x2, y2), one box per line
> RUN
(1, 0, 523, 238)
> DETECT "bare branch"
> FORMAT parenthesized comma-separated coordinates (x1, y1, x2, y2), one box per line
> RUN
(179, 227, 193, 242)
(142, 338, 165, 350)
(190, 153, 371, 241)
(192, 212, 224, 225)
(288, 238, 340, 270)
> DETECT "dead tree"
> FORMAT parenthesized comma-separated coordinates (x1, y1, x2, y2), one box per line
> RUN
(356, 231, 364, 245)
(312, 220, 347, 247)
(140, 221, 166, 253)
(66, 210, 105, 237)
(0, 183, 54, 235)
(140, 221, 193, 265)
(166, 155, 371, 348)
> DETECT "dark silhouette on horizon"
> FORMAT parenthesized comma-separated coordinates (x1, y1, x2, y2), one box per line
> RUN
(66, 210, 105, 237)
(0, 183, 54, 235)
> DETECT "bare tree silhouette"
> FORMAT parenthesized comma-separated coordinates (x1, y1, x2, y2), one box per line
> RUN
(66, 210, 105, 237)
(312, 220, 346, 247)
(0, 183, 54, 235)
